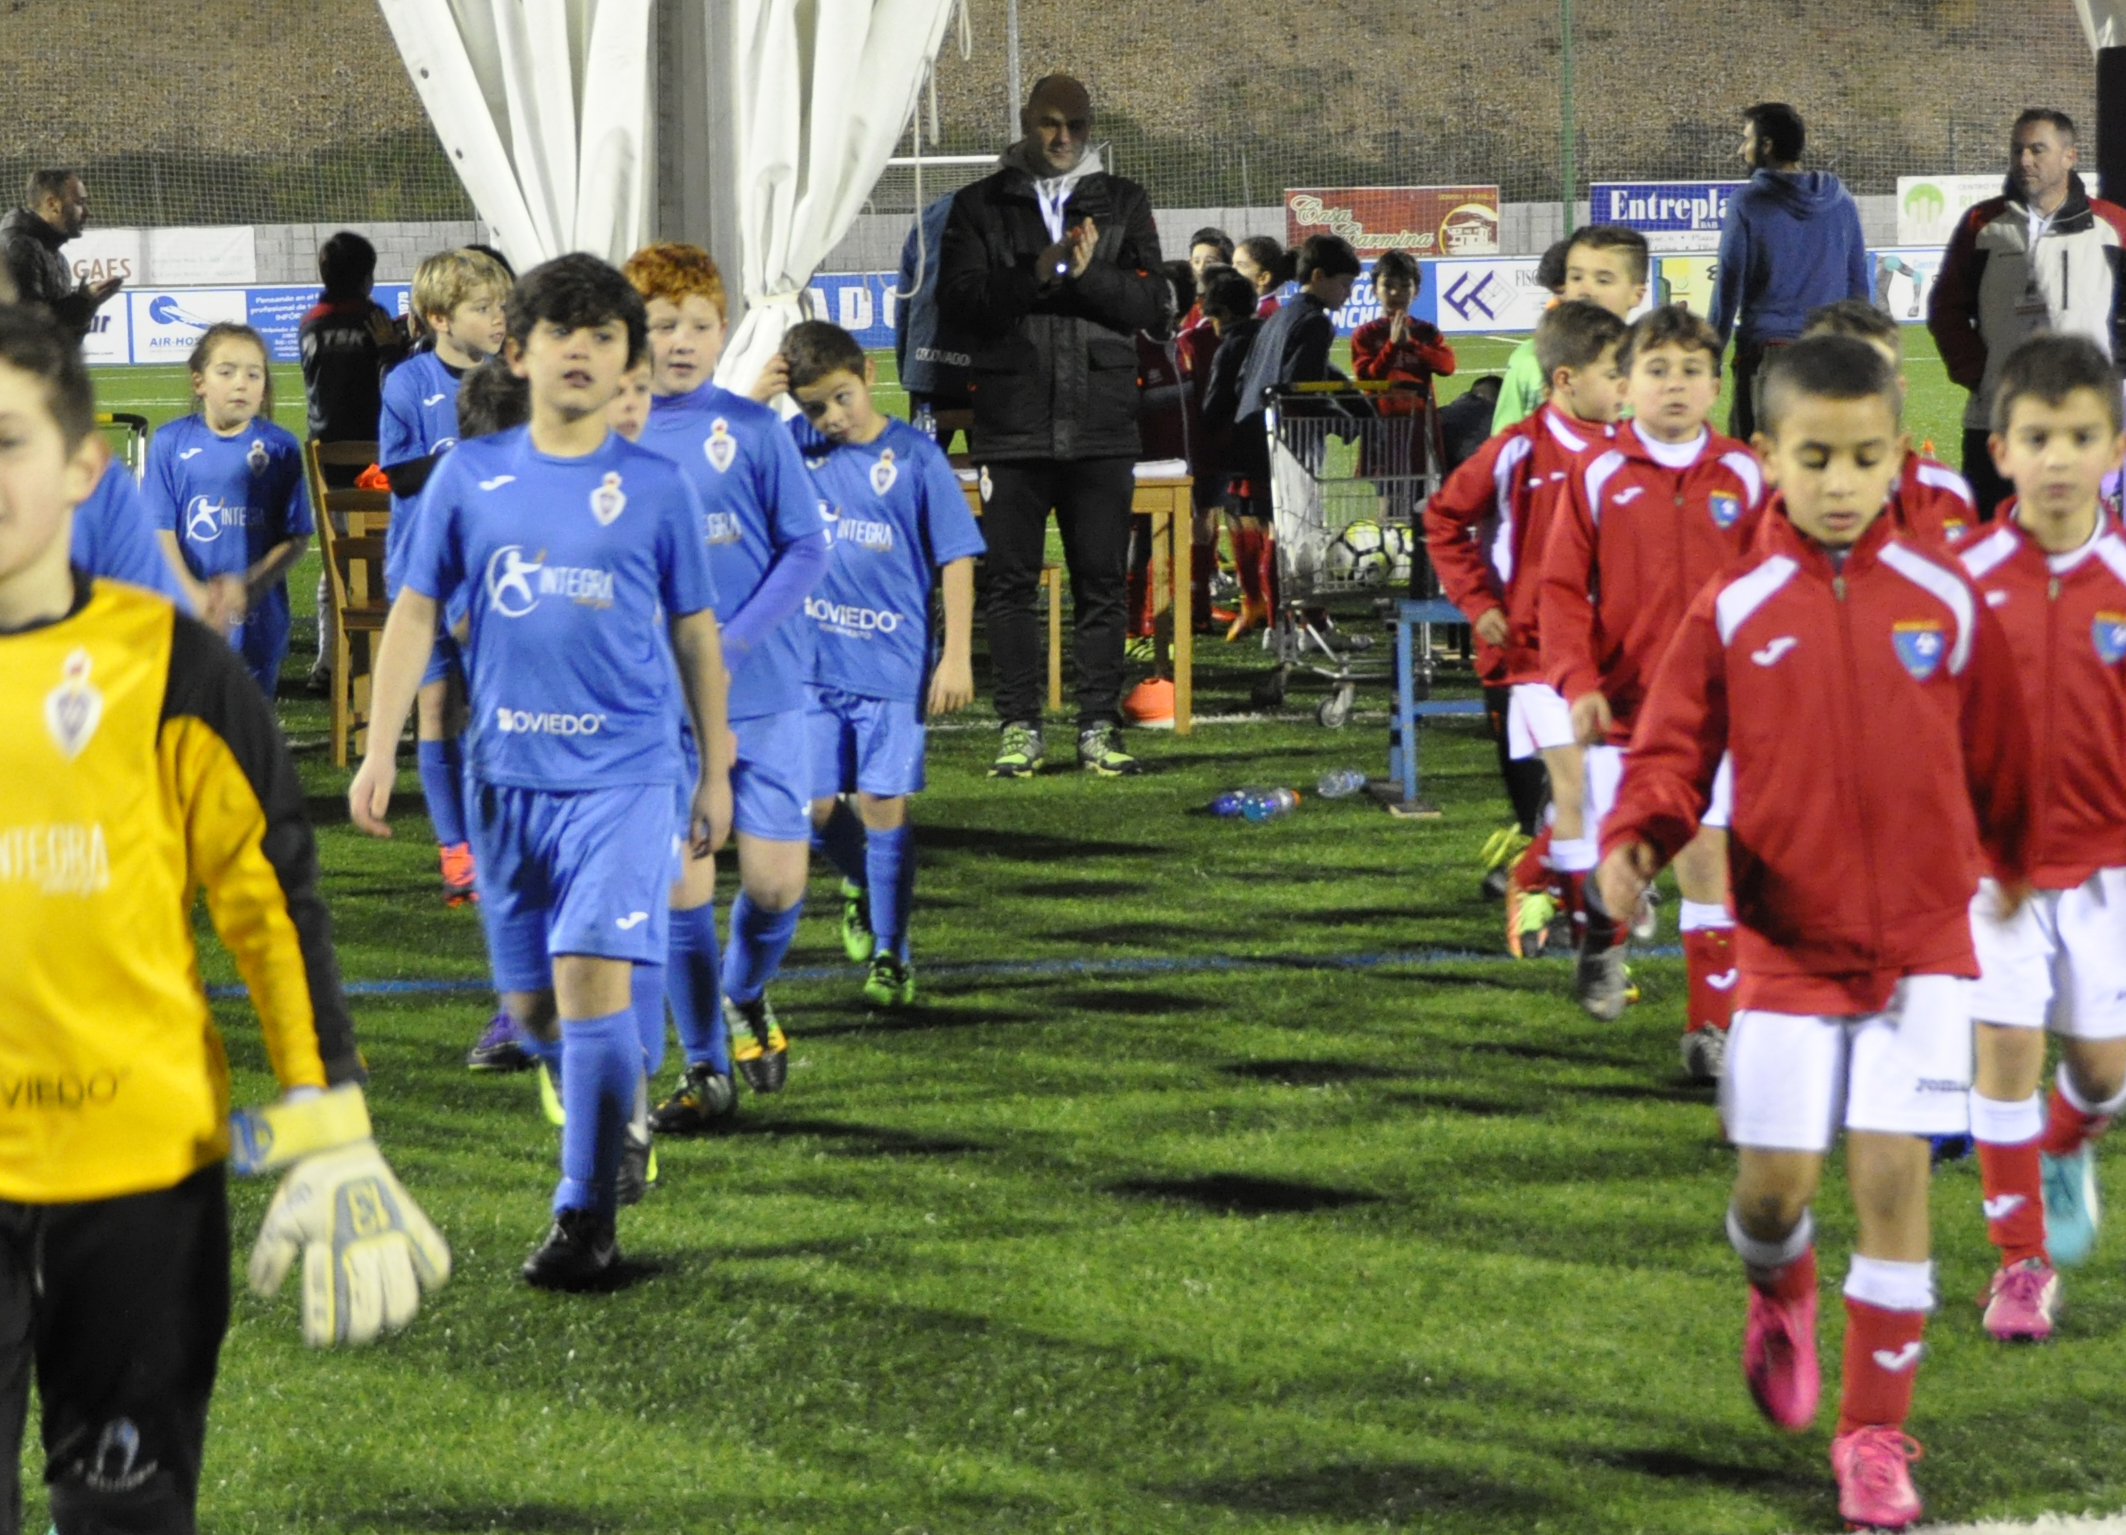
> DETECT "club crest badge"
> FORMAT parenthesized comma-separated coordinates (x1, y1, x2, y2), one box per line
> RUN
(705, 419, 736, 474)
(978, 465, 993, 505)
(1892, 619, 1946, 681)
(1707, 491, 1741, 529)
(871, 448, 898, 497)
(590, 471, 627, 525)
(2095, 612, 2126, 666)
(246, 438, 269, 477)
(45, 648, 103, 760)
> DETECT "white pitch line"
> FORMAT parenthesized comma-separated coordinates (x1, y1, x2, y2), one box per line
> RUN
(1849, 1514, 2126, 1535)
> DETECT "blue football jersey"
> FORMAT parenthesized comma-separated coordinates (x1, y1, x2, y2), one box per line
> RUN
(400, 426, 719, 792)
(638, 382, 830, 720)
(71, 459, 187, 607)
(798, 420, 985, 702)
(381, 350, 466, 598)
(141, 416, 311, 618)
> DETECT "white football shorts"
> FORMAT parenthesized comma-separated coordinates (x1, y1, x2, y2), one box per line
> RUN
(1702, 753, 1733, 831)
(1506, 682, 1575, 761)
(1722, 974, 1972, 1153)
(1969, 870, 2126, 1039)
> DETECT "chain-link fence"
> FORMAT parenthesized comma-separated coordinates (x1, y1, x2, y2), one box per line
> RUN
(0, 0, 2100, 235)
(0, 0, 469, 225)
(922, 0, 2095, 208)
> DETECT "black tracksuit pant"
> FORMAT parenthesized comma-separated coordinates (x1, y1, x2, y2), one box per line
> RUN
(979, 457, 1137, 731)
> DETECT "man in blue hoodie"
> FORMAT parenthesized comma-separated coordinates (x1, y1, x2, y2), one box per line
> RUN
(1709, 102, 1870, 440)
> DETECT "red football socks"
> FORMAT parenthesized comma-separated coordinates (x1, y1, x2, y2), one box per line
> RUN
(1754, 1243, 1816, 1303)
(1838, 1299, 1926, 1435)
(1976, 1135, 2049, 1268)
(1683, 925, 1737, 1035)
(1511, 827, 1551, 895)
(2041, 1084, 2112, 1159)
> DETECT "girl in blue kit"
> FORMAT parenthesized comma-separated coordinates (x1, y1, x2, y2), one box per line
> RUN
(143, 323, 311, 697)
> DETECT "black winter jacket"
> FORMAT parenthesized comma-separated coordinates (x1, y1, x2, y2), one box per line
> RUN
(0, 208, 98, 339)
(936, 155, 1166, 462)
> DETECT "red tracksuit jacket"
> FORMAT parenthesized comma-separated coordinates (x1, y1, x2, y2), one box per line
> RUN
(1606, 508, 2033, 1014)
(1351, 316, 1456, 384)
(1424, 405, 1611, 685)
(1957, 508, 2126, 889)
(1889, 450, 1976, 548)
(1541, 420, 1767, 741)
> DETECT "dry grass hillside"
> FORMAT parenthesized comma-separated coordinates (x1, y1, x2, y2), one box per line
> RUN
(0, 0, 2097, 220)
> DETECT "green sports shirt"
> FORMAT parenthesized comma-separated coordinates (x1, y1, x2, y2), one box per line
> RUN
(1490, 337, 1547, 434)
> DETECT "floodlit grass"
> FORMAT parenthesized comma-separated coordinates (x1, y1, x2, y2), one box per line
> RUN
(29, 335, 2121, 1533)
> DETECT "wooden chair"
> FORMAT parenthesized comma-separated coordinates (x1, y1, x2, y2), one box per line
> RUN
(306, 440, 391, 767)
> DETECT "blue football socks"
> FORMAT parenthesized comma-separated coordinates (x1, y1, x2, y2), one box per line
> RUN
(668, 902, 730, 1073)
(722, 891, 802, 1004)
(631, 960, 668, 1077)
(415, 736, 468, 847)
(521, 1027, 563, 1084)
(555, 1008, 636, 1217)
(813, 799, 868, 886)
(866, 825, 915, 962)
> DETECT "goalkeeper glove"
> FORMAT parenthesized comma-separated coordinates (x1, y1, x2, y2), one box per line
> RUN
(230, 1083, 451, 1348)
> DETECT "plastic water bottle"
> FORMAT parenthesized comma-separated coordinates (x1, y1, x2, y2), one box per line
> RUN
(1209, 789, 1249, 818)
(912, 401, 938, 440)
(1315, 768, 1367, 799)
(1240, 787, 1300, 822)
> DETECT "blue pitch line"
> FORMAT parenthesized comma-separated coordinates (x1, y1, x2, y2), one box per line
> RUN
(208, 943, 1687, 1000)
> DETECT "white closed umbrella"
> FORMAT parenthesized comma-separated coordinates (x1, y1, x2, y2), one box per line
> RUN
(2077, 0, 2126, 48)
(711, 0, 962, 395)
(376, 0, 654, 267)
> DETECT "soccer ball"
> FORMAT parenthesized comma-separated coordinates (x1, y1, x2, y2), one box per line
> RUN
(1328, 519, 1391, 585)
(1382, 525, 1414, 585)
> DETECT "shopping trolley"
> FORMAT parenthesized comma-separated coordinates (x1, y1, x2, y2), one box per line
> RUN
(1260, 379, 1444, 727)
(97, 411, 149, 481)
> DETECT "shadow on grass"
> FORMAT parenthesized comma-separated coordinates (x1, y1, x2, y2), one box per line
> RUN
(1221, 1058, 1421, 1085)
(1108, 1173, 1382, 1214)
(1382, 1089, 1539, 1119)
(1050, 986, 1217, 1015)
(1593, 1446, 1815, 1494)
(920, 824, 1155, 860)
(1175, 1459, 1555, 1523)
(724, 1116, 990, 1157)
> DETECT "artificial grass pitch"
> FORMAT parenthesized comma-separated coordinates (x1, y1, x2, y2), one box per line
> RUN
(28, 333, 2115, 1530)
(20, 702, 2123, 1533)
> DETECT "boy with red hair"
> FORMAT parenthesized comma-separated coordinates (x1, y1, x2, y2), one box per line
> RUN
(1598, 333, 2031, 1530)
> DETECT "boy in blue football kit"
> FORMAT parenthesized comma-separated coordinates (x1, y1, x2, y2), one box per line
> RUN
(141, 323, 311, 696)
(352, 255, 734, 1290)
(624, 245, 831, 1135)
(782, 322, 984, 1007)
(379, 248, 513, 921)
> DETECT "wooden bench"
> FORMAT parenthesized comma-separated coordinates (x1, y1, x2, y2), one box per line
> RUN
(306, 440, 391, 766)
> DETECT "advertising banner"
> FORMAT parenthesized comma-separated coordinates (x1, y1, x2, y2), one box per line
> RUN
(1430, 258, 1550, 333)
(1590, 181, 1744, 252)
(65, 229, 143, 289)
(1285, 187, 1501, 258)
(1869, 246, 1942, 322)
(1654, 255, 1718, 316)
(145, 226, 256, 286)
(803, 272, 900, 347)
(1896, 175, 2003, 249)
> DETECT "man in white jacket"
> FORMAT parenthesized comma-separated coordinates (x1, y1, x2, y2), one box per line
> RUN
(1928, 109, 2126, 519)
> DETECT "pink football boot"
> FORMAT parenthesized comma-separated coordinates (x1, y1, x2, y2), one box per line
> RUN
(1742, 1283, 1819, 1431)
(1831, 1427, 1923, 1530)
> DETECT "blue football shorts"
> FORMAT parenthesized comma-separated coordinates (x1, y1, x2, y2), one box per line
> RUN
(730, 708, 814, 843)
(467, 780, 680, 992)
(806, 685, 927, 800)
